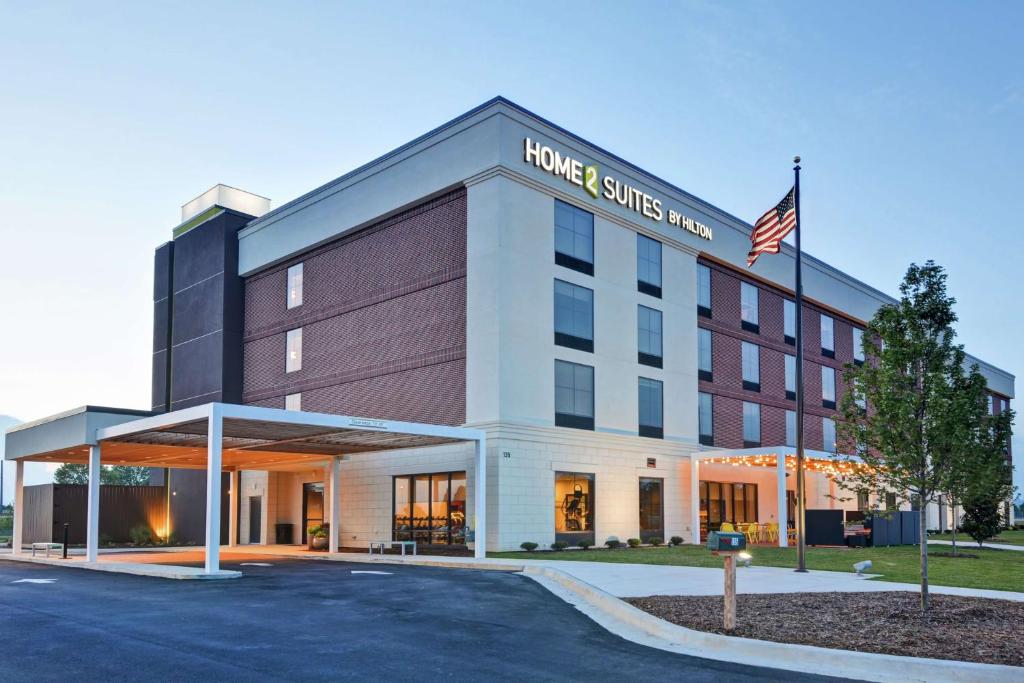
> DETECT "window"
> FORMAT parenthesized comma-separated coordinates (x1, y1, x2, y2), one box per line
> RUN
(784, 299, 796, 345)
(637, 234, 662, 297)
(555, 472, 595, 544)
(555, 200, 594, 275)
(287, 263, 304, 309)
(554, 279, 594, 352)
(698, 328, 713, 381)
(286, 328, 302, 373)
(820, 314, 835, 357)
(821, 365, 836, 408)
(855, 390, 866, 413)
(852, 328, 864, 364)
(987, 395, 994, 414)
(784, 354, 796, 400)
(742, 401, 761, 447)
(698, 392, 714, 445)
(639, 478, 664, 538)
(285, 393, 301, 411)
(392, 471, 466, 545)
(786, 410, 796, 447)
(741, 341, 760, 391)
(637, 305, 663, 368)
(822, 417, 837, 453)
(885, 492, 897, 510)
(555, 360, 594, 430)
(857, 491, 869, 510)
(740, 282, 759, 332)
(638, 377, 664, 439)
(697, 264, 712, 317)
(700, 482, 759, 533)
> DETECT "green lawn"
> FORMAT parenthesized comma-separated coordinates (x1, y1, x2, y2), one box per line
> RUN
(490, 544, 1024, 592)
(927, 529, 1024, 547)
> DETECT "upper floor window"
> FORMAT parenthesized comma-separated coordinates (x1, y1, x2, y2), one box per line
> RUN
(852, 328, 865, 364)
(785, 354, 796, 400)
(637, 234, 662, 298)
(822, 417, 837, 453)
(698, 392, 714, 446)
(988, 395, 994, 414)
(638, 377, 664, 439)
(285, 392, 302, 411)
(637, 305, 663, 368)
(784, 299, 796, 345)
(555, 200, 594, 275)
(698, 328, 713, 381)
(740, 282, 759, 333)
(555, 360, 594, 430)
(741, 341, 760, 392)
(742, 401, 761, 447)
(785, 409, 796, 447)
(821, 365, 836, 409)
(820, 314, 835, 358)
(697, 264, 712, 317)
(286, 328, 303, 373)
(554, 279, 594, 352)
(287, 263, 304, 309)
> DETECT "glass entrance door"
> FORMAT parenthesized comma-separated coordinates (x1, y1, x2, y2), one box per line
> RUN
(302, 482, 324, 544)
(638, 478, 664, 540)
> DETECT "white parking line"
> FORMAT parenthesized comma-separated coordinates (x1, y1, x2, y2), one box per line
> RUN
(11, 579, 57, 584)
(240, 562, 273, 567)
(351, 570, 392, 575)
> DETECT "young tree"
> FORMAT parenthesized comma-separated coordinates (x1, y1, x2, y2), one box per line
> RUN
(53, 463, 90, 484)
(53, 464, 152, 486)
(835, 261, 972, 611)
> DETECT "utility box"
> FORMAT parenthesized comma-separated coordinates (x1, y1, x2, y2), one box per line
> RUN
(707, 531, 746, 552)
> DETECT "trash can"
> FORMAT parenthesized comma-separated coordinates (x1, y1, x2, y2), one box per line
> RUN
(275, 523, 294, 545)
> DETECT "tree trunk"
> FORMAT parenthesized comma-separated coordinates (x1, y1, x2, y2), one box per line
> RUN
(919, 504, 929, 611)
(950, 500, 957, 557)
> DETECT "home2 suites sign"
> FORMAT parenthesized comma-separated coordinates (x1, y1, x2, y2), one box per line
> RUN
(523, 137, 713, 241)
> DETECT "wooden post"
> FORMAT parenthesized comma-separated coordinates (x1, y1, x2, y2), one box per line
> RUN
(723, 553, 737, 631)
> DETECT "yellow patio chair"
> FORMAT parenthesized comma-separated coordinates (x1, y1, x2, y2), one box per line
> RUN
(766, 522, 779, 543)
(742, 523, 759, 544)
(720, 522, 735, 533)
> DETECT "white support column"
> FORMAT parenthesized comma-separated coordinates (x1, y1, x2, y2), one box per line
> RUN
(205, 405, 223, 574)
(12, 460, 25, 554)
(328, 456, 341, 554)
(474, 436, 487, 559)
(86, 445, 101, 562)
(228, 469, 239, 548)
(777, 455, 788, 548)
(690, 458, 701, 545)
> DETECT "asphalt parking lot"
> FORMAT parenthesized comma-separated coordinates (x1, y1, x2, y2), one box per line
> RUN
(0, 558, 855, 682)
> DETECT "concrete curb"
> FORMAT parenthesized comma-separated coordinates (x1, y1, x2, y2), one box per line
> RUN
(523, 565, 1022, 683)
(1, 554, 241, 580)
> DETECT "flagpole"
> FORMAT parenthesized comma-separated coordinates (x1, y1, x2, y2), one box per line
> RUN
(793, 156, 808, 573)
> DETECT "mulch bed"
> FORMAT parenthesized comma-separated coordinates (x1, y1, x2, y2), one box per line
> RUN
(626, 592, 1024, 667)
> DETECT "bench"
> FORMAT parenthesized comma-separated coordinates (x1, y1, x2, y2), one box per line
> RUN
(368, 540, 417, 556)
(31, 542, 64, 558)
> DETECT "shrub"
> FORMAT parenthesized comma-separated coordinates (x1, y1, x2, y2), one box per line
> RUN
(550, 541, 569, 551)
(129, 525, 153, 546)
(960, 500, 1002, 547)
(577, 540, 592, 550)
(605, 538, 621, 549)
(626, 538, 641, 548)
(307, 524, 327, 539)
(520, 541, 539, 552)
(646, 537, 663, 547)
(670, 536, 684, 546)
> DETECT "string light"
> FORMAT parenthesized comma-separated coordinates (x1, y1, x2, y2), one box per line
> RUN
(701, 453, 871, 477)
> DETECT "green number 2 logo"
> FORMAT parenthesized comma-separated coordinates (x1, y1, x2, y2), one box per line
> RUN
(584, 165, 599, 198)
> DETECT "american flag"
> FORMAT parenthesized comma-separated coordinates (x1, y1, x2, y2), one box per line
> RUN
(747, 187, 796, 267)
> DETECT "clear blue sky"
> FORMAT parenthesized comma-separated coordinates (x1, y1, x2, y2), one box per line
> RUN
(1, 1, 1021, 497)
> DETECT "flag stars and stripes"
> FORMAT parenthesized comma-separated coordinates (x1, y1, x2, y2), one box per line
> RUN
(747, 187, 797, 267)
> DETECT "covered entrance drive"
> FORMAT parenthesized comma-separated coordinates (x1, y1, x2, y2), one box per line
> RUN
(5, 403, 487, 576)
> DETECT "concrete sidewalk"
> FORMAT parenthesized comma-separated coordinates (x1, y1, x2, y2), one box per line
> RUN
(928, 539, 1024, 552)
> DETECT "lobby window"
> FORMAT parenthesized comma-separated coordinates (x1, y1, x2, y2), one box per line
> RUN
(287, 262, 304, 309)
(786, 409, 796, 447)
(555, 200, 594, 275)
(697, 264, 712, 317)
(286, 328, 303, 373)
(555, 360, 594, 430)
(285, 392, 301, 411)
(820, 314, 835, 358)
(555, 471, 595, 545)
(852, 328, 865, 365)
(741, 341, 760, 392)
(637, 305, 663, 368)
(823, 417, 837, 453)
(554, 279, 594, 352)
(742, 401, 761, 447)
(698, 328, 713, 381)
(785, 354, 796, 400)
(637, 234, 662, 297)
(393, 471, 466, 545)
(821, 365, 836, 409)
(638, 377, 663, 439)
(784, 299, 796, 345)
(698, 392, 714, 446)
(740, 282, 759, 333)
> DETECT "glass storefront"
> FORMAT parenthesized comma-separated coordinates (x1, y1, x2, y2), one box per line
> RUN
(699, 481, 758, 537)
(638, 477, 664, 539)
(393, 471, 466, 545)
(555, 471, 595, 544)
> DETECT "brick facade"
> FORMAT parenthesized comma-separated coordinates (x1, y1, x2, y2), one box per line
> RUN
(241, 188, 467, 425)
(698, 257, 863, 451)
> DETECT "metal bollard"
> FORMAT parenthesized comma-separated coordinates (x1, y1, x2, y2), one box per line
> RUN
(63, 523, 69, 559)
